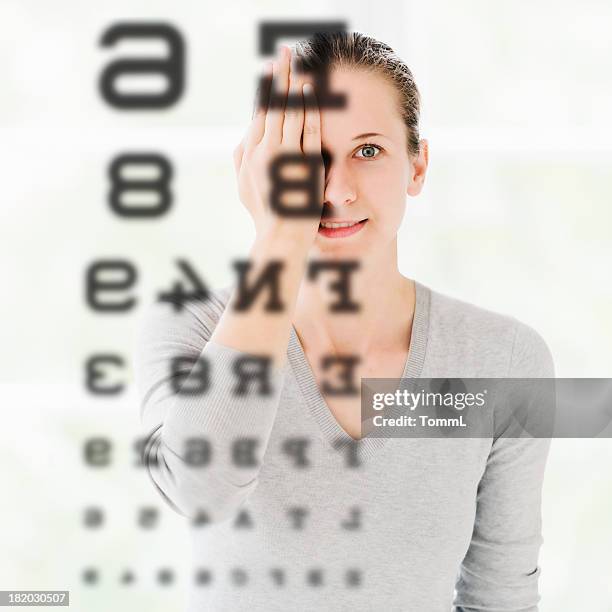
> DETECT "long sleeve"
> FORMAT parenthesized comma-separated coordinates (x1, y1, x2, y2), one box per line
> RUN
(453, 320, 555, 611)
(132, 288, 288, 523)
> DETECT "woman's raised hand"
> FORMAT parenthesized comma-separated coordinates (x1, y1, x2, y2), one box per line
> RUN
(233, 45, 324, 248)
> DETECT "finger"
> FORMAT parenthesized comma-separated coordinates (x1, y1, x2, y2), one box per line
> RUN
(281, 54, 305, 147)
(302, 83, 321, 154)
(263, 45, 291, 145)
(245, 61, 272, 150)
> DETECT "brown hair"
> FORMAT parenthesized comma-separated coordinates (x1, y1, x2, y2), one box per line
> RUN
(294, 30, 422, 158)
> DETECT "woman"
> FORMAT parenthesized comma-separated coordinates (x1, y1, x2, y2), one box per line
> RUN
(134, 31, 554, 612)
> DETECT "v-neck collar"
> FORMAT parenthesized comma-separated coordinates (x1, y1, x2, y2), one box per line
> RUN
(287, 279, 431, 460)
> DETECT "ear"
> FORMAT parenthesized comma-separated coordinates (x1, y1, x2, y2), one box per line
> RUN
(407, 138, 429, 197)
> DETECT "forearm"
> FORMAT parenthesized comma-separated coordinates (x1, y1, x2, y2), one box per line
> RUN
(209, 227, 311, 371)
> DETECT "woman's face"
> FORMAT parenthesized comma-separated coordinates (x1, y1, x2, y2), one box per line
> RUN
(309, 67, 427, 259)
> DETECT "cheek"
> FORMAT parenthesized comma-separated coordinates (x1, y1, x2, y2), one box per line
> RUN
(361, 163, 408, 225)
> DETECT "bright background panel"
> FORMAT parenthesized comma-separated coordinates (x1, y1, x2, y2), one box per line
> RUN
(1, 1, 611, 610)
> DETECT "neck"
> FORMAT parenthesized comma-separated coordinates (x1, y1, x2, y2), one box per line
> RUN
(293, 241, 415, 357)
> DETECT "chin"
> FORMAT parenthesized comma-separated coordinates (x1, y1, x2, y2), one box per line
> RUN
(312, 238, 368, 259)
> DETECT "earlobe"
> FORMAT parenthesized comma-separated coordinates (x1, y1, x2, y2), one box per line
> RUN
(407, 179, 422, 197)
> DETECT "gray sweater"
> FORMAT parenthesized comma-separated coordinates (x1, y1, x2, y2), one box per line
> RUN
(133, 280, 554, 611)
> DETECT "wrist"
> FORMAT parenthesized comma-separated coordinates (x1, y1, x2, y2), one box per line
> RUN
(255, 221, 317, 254)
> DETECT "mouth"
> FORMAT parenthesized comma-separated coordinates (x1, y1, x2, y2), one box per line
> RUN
(318, 218, 368, 238)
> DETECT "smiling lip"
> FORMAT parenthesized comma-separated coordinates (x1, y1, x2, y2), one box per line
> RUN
(318, 218, 368, 238)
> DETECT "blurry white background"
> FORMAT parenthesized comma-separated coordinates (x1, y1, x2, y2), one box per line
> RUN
(0, 0, 611, 610)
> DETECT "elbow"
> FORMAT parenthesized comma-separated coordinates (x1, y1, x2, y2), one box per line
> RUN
(143, 430, 260, 525)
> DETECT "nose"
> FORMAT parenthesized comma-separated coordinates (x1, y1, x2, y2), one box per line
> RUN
(323, 160, 357, 208)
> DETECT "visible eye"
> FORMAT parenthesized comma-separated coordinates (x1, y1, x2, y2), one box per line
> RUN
(354, 143, 383, 159)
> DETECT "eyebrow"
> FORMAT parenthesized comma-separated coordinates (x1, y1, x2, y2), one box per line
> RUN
(352, 132, 386, 141)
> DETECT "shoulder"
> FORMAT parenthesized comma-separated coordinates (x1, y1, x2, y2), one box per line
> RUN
(421, 282, 555, 377)
(506, 314, 556, 378)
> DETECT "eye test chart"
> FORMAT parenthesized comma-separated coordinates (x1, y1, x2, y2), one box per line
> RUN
(2, 2, 612, 612)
